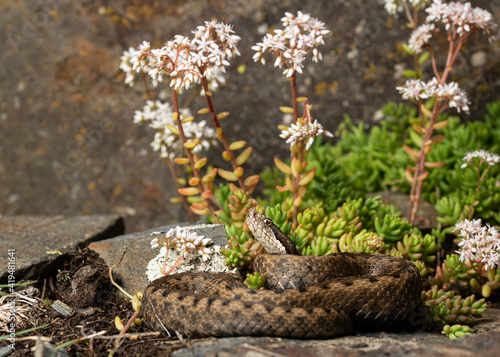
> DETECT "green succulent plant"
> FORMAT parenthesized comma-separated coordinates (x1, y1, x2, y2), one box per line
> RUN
(220, 236, 265, 270)
(245, 273, 267, 289)
(433, 254, 500, 298)
(307, 101, 500, 227)
(422, 285, 487, 328)
(215, 102, 500, 340)
(442, 324, 474, 339)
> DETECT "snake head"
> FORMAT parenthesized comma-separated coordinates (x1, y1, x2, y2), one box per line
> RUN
(246, 206, 301, 255)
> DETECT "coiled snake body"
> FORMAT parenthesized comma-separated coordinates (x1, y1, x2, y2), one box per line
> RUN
(141, 207, 422, 338)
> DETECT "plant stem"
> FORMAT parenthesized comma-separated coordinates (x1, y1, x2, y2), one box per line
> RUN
(200, 76, 247, 191)
(441, 34, 464, 84)
(140, 72, 154, 101)
(408, 25, 468, 224)
(469, 163, 492, 220)
(171, 87, 219, 222)
(408, 104, 441, 224)
(291, 147, 301, 228)
(469, 165, 482, 220)
(402, 2, 415, 28)
(429, 46, 440, 80)
(162, 158, 197, 222)
(290, 72, 299, 123)
(111, 308, 141, 355)
(108, 248, 133, 300)
(182, 83, 203, 109)
(289, 71, 301, 226)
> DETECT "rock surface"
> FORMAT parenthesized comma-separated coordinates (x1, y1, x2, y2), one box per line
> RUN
(170, 329, 500, 357)
(368, 191, 439, 230)
(1, 1, 498, 233)
(0, 214, 124, 283)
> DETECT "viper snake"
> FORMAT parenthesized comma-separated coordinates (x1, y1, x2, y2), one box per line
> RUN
(141, 207, 422, 338)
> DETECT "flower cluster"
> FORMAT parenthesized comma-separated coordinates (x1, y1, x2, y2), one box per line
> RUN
(280, 119, 333, 150)
(384, 0, 431, 15)
(461, 150, 500, 169)
(127, 21, 240, 91)
(133, 100, 215, 160)
(151, 228, 213, 261)
(119, 45, 159, 87)
(408, 23, 436, 53)
(252, 11, 329, 77)
(425, 0, 497, 41)
(396, 77, 470, 113)
(454, 219, 500, 270)
(192, 20, 241, 71)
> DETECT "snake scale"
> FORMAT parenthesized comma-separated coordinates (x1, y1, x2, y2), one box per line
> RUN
(141, 207, 422, 338)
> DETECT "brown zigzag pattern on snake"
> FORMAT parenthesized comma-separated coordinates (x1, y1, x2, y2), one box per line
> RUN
(141, 208, 422, 338)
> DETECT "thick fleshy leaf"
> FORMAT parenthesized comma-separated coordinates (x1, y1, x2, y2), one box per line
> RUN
(218, 169, 238, 181)
(178, 187, 200, 196)
(274, 157, 292, 175)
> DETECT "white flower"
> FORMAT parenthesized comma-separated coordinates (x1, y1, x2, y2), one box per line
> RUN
(426, 0, 497, 42)
(409, 23, 436, 53)
(461, 150, 500, 168)
(166, 228, 213, 261)
(396, 79, 428, 100)
(396, 77, 470, 113)
(280, 119, 333, 150)
(384, 0, 399, 15)
(454, 219, 500, 270)
(150, 238, 160, 249)
(119, 47, 139, 87)
(135, 21, 240, 91)
(119, 44, 161, 88)
(133, 100, 216, 160)
(200, 66, 227, 95)
(384, 0, 431, 16)
(432, 81, 470, 113)
(253, 11, 329, 77)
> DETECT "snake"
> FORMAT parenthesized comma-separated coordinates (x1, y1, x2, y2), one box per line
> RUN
(141, 207, 423, 339)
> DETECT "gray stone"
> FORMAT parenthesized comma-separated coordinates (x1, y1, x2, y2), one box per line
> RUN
(34, 338, 68, 357)
(0, 346, 13, 357)
(367, 191, 439, 230)
(0, 215, 124, 283)
(170, 327, 500, 357)
(88, 223, 228, 296)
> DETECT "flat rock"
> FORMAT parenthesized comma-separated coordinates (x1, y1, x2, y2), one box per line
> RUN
(88, 223, 228, 296)
(171, 325, 500, 357)
(0, 215, 124, 283)
(367, 191, 439, 230)
(167, 303, 500, 356)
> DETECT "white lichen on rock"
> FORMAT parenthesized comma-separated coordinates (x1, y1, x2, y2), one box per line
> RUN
(146, 226, 236, 281)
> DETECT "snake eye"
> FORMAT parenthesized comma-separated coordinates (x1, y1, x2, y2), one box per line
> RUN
(263, 218, 272, 226)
